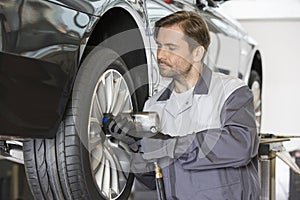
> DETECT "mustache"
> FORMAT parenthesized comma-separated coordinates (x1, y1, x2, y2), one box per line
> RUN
(158, 59, 171, 67)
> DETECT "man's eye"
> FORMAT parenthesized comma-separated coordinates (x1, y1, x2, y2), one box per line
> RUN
(169, 47, 176, 51)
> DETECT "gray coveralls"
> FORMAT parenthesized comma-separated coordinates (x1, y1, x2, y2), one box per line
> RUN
(137, 65, 260, 200)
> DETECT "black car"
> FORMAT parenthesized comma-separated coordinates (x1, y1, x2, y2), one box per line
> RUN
(0, 0, 262, 199)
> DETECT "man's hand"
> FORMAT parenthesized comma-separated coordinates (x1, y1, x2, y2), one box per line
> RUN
(103, 115, 140, 152)
(140, 132, 176, 161)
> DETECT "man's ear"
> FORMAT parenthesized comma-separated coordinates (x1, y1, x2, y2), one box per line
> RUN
(193, 46, 205, 63)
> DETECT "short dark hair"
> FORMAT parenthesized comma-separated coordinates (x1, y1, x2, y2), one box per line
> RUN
(155, 11, 211, 52)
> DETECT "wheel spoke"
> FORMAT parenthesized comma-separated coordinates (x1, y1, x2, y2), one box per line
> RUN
(104, 148, 119, 198)
(105, 71, 114, 113)
(109, 144, 130, 183)
(89, 118, 102, 137)
(95, 156, 106, 191)
(89, 136, 102, 154)
(89, 118, 102, 144)
(111, 76, 122, 114)
(98, 81, 107, 113)
(102, 157, 111, 197)
(90, 117, 100, 123)
(89, 120, 104, 172)
(92, 95, 103, 120)
(122, 93, 132, 112)
(91, 144, 103, 172)
(112, 89, 127, 115)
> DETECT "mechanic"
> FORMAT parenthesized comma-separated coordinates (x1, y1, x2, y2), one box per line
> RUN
(105, 11, 260, 200)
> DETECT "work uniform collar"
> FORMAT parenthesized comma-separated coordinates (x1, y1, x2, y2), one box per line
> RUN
(157, 64, 212, 101)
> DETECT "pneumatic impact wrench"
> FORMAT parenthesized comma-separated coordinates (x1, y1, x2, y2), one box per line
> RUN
(102, 112, 167, 200)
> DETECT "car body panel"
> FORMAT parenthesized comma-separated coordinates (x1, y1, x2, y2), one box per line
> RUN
(0, 51, 68, 137)
(45, 0, 107, 15)
(202, 7, 240, 77)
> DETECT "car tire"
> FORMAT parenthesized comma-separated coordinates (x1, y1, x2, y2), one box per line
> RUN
(248, 70, 262, 132)
(24, 47, 140, 200)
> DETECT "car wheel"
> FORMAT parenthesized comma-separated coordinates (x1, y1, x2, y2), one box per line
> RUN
(248, 70, 262, 132)
(24, 47, 139, 200)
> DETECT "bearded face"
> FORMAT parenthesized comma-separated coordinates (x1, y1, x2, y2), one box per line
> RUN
(156, 25, 196, 80)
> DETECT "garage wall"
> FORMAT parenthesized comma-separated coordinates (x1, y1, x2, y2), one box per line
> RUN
(240, 18, 300, 136)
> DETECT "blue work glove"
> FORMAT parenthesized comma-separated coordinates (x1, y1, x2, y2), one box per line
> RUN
(140, 132, 177, 161)
(103, 115, 140, 152)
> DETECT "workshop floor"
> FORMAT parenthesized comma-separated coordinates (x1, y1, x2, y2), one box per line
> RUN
(0, 157, 297, 200)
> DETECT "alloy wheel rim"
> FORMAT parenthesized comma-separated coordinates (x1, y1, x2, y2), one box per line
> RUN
(251, 80, 262, 132)
(88, 69, 133, 199)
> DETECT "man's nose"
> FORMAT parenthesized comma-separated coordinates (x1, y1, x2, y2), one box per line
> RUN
(157, 48, 168, 60)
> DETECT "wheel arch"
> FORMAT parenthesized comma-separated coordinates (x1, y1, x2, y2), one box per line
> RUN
(81, 7, 149, 110)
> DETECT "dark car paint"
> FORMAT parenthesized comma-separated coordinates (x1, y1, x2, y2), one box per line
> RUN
(46, 0, 107, 15)
(0, 52, 69, 137)
(0, 0, 95, 137)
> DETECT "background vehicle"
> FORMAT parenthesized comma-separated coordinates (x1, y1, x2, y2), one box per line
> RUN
(0, 0, 262, 199)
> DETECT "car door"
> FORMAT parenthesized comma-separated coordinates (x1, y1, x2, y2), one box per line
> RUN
(201, 7, 241, 77)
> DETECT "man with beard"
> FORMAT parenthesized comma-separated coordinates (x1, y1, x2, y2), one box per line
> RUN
(105, 11, 260, 200)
